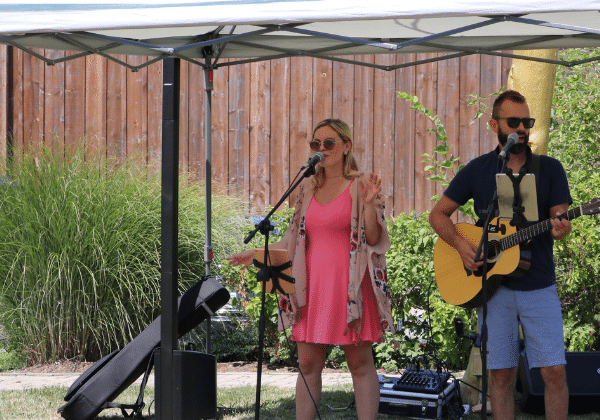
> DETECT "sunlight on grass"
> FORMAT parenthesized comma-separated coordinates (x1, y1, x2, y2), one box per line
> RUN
(1, 383, 599, 419)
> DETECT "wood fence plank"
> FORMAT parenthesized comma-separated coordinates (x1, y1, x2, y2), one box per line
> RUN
(479, 54, 503, 154)
(437, 56, 461, 202)
(353, 55, 375, 174)
(312, 58, 333, 123)
(373, 54, 396, 205)
(501, 55, 512, 89)
(269, 57, 290, 207)
(23, 48, 45, 152)
(414, 55, 438, 214)
(44, 50, 65, 152)
(64, 54, 86, 156)
(393, 53, 417, 215)
(0, 46, 7, 172)
(85, 54, 107, 158)
(332, 57, 354, 125)
(126, 56, 148, 163)
(106, 55, 127, 161)
(459, 55, 482, 165)
(458, 55, 482, 222)
(188, 62, 205, 178)
(288, 57, 313, 207)
(147, 61, 162, 175)
(211, 61, 230, 187)
(249, 60, 271, 213)
(228, 62, 251, 198)
(11, 49, 24, 160)
(178, 61, 190, 173)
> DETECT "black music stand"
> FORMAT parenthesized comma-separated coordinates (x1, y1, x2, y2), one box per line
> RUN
(253, 249, 295, 295)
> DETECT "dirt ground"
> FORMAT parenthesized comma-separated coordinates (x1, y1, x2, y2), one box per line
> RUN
(10, 359, 350, 375)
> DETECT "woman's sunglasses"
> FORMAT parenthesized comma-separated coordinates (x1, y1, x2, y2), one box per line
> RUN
(496, 117, 536, 129)
(309, 138, 341, 151)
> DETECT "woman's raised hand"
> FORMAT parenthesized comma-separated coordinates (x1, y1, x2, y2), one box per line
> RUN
(226, 249, 255, 270)
(361, 173, 382, 204)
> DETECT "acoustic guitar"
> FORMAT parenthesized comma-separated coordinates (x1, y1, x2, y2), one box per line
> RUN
(434, 198, 600, 309)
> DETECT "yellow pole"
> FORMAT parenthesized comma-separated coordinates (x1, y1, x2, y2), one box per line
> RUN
(507, 49, 558, 155)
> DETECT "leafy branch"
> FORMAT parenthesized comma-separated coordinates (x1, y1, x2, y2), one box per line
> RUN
(396, 91, 474, 218)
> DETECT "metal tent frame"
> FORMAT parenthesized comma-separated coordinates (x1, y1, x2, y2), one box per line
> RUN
(2, 5, 600, 419)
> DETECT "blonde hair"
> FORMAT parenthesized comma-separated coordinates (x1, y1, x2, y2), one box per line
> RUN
(310, 118, 362, 191)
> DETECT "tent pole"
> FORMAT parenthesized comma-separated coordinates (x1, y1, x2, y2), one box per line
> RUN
(204, 57, 214, 354)
(160, 57, 180, 420)
(204, 59, 213, 277)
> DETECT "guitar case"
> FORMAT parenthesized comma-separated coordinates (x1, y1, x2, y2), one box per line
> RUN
(58, 275, 229, 420)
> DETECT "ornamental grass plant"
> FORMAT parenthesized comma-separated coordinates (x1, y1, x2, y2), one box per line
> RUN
(0, 143, 249, 365)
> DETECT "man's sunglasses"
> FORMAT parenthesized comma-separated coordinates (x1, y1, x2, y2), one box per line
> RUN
(496, 117, 536, 129)
(309, 138, 341, 151)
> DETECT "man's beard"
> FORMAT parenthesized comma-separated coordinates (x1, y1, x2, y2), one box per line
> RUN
(498, 129, 529, 155)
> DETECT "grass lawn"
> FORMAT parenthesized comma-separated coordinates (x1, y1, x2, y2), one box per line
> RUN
(1, 383, 599, 419)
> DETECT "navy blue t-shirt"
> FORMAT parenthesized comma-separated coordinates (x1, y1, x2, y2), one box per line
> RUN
(444, 147, 572, 290)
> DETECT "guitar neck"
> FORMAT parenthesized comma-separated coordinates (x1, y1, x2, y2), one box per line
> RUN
(501, 207, 581, 250)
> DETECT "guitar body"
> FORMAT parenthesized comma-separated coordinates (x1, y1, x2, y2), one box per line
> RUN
(434, 219, 521, 309)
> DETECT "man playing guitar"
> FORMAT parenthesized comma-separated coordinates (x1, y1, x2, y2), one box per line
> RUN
(429, 90, 571, 420)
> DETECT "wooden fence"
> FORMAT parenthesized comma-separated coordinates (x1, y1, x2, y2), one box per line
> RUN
(1, 46, 512, 216)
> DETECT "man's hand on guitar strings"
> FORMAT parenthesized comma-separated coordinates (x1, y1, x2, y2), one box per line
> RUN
(550, 211, 571, 241)
(456, 238, 484, 272)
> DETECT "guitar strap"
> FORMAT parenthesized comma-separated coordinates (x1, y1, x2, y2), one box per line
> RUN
(529, 152, 541, 184)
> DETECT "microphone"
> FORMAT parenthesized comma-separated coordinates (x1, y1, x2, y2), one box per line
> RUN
(302, 152, 324, 169)
(498, 133, 519, 159)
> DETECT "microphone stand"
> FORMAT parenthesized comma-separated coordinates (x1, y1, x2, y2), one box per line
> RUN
(244, 163, 318, 420)
(472, 153, 510, 419)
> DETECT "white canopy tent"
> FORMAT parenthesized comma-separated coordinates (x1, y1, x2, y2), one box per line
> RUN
(2, 1, 600, 70)
(2, 2, 600, 419)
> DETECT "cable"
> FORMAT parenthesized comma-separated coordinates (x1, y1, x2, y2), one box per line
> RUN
(456, 378, 489, 399)
(424, 275, 438, 358)
(277, 302, 324, 420)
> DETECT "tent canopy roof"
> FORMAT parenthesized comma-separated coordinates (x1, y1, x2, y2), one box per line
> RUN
(2, 1, 600, 70)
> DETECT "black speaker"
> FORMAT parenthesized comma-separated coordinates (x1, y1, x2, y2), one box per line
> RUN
(155, 349, 217, 420)
(516, 351, 600, 414)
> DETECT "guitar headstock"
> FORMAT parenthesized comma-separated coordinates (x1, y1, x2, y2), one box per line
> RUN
(581, 198, 600, 217)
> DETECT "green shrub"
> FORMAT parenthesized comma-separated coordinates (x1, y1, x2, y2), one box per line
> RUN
(550, 47, 600, 352)
(217, 204, 295, 356)
(0, 342, 25, 372)
(181, 319, 260, 362)
(384, 212, 476, 371)
(0, 143, 247, 364)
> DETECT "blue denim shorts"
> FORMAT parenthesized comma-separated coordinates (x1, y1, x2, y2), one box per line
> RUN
(476, 285, 566, 370)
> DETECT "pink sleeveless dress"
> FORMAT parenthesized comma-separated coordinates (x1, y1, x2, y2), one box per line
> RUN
(292, 182, 382, 345)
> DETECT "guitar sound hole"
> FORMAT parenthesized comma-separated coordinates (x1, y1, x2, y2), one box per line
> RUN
(463, 240, 501, 277)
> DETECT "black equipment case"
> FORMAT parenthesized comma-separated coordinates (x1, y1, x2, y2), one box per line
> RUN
(378, 373, 457, 419)
(58, 275, 229, 420)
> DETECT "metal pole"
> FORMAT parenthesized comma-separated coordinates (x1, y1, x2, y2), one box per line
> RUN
(204, 59, 213, 277)
(159, 57, 180, 420)
(204, 59, 214, 354)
